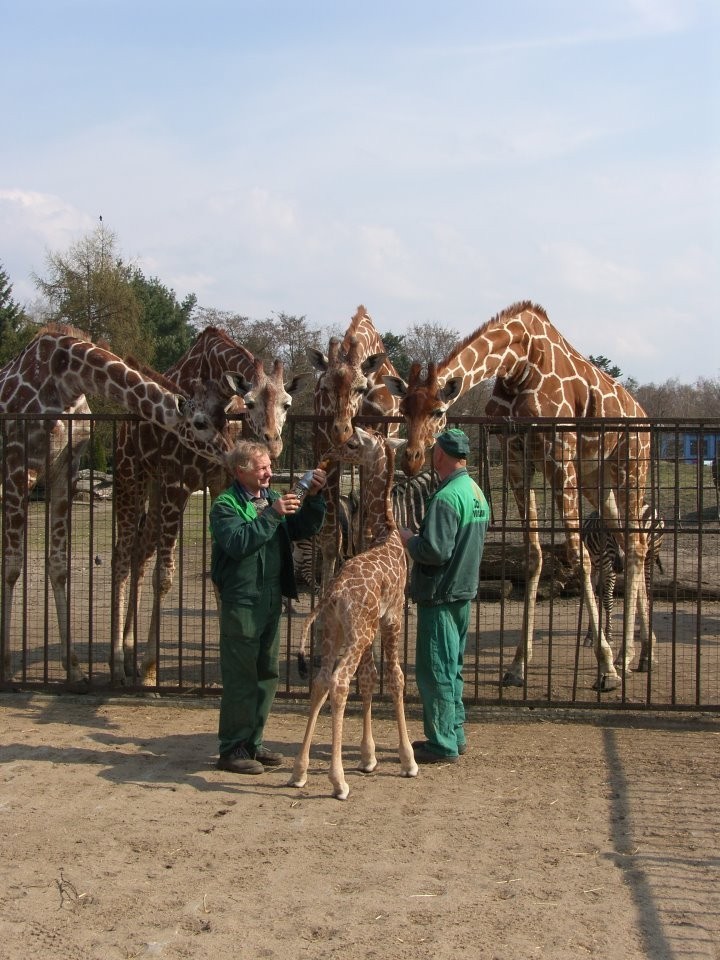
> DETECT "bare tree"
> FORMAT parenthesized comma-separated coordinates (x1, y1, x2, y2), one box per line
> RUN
(403, 321, 460, 367)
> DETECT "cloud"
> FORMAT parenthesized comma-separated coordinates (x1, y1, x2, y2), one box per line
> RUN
(540, 241, 644, 300)
(0, 189, 97, 299)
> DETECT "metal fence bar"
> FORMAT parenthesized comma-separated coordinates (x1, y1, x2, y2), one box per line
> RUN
(1, 410, 719, 710)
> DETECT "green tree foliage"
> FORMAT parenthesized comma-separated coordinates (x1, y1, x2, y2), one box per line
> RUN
(380, 331, 411, 380)
(130, 268, 197, 370)
(589, 354, 622, 380)
(0, 262, 36, 366)
(33, 223, 144, 360)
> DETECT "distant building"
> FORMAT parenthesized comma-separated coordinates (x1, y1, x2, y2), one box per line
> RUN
(660, 430, 720, 465)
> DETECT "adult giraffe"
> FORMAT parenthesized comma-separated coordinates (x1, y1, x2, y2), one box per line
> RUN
(384, 300, 653, 692)
(0, 324, 238, 684)
(111, 326, 307, 686)
(306, 305, 399, 598)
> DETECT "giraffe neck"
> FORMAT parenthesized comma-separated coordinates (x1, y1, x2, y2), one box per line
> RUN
(164, 327, 255, 394)
(362, 437, 397, 542)
(439, 301, 547, 400)
(50, 337, 191, 428)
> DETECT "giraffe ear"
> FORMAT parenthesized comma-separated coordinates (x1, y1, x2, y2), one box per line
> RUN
(441, 377, 463, 404)
(382, 375, 407, 398)
(175, 394, 189, 416)
(307, 347, 328, 373)
(387, 437, 408, 451)
(226, 372, 252, 397)
(284, 372, 308, 395)
(361, 352, 386, 378)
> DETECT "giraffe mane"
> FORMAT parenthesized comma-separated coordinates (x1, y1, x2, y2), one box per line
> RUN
(125, 355, 190, 398)
(35, 321, 92, 342)
(347, 304, 370, 334)
(195, 326, 254, 359)
(381, 434, 398, 532)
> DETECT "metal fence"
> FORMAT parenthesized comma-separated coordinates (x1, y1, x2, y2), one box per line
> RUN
(2, 411, 719, 711)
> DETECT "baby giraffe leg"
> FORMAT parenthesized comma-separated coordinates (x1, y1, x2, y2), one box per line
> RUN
(383, 636, 418, 778)
(328, 672, 352, 800)
(356, 645, 378, 774)
(288, 676, 329, 789)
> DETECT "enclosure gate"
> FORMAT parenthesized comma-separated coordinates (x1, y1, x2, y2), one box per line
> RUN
(2, 412, 719, 711)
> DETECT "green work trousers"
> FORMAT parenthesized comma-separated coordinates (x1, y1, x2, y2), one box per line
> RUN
(415, 600, 470, 758)
(218, 582, 282, 755)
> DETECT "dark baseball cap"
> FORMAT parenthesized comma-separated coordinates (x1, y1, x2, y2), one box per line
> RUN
(436, 428, 470, 459)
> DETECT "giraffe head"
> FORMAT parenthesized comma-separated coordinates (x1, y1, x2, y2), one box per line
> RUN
(170, 378, 238, 467)
(323, 425, 406, 471)
(383, 362, 462, 475)
(236, 357, 306, 460)
(323, 426, 407, 534)
(308, 336, 387, 446)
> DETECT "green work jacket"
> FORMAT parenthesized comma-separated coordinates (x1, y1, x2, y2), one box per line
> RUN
(406, 468, 489, 607)
(210, 482, 326, 605)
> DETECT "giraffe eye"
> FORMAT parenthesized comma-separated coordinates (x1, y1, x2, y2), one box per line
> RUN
(431, 410, 444, 419)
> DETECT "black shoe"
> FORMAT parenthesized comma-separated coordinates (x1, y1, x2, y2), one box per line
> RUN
(413, 738, 466, 756)
(217, 744, 264, 775)
(252, 745, 283, 766)
(412, 743, 459, 765)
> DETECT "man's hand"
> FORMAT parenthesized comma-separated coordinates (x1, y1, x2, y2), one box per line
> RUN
(307, 467, 328, 495)
(272, 492, 302, 516)
(399, 527, 414, 547)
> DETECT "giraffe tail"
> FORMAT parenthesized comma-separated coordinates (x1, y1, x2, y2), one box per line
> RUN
(297, 605, 322, 680)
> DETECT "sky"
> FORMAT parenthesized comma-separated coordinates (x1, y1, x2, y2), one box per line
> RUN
(1, 0, 718, 385)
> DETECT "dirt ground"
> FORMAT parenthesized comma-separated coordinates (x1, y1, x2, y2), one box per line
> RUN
(1, 693, 718, 960)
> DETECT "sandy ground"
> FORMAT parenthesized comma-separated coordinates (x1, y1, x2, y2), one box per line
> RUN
(1, 693, 719, 960)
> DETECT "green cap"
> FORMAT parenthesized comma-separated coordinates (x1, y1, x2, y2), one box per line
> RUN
(436, 428, 470, 459)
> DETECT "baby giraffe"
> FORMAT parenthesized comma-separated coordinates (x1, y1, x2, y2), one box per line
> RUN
(288, 427, 418, 800)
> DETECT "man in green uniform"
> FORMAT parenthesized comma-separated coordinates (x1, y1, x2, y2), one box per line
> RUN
(210, 441, 327, 775)
(400, 428, 489, 763)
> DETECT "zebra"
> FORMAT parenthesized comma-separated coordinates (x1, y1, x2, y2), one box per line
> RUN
(581, 503, 665, 650)
(292, 469, 436, 592)
(292, 490, 359, 594)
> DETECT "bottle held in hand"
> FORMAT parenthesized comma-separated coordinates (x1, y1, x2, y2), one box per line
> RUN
(291, 469, 315, 502)
(291, 459, 329, 502)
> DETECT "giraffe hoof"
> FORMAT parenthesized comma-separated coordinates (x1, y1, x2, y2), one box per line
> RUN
(402, 763, 419, 778)
(592, 673, 619, 692)
(358, 760, 377, 774)
(287, 775, 307, 789)
(501, 671, 524, 688)
(333, 786, 350, 801)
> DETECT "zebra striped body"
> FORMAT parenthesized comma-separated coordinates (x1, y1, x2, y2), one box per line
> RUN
(581, 504, 665, 651)
(293, 469, 436, 592)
